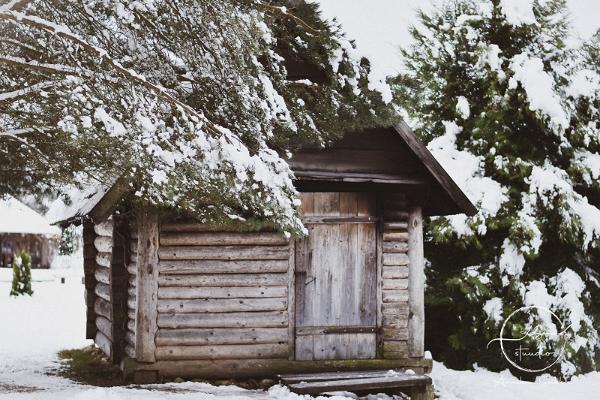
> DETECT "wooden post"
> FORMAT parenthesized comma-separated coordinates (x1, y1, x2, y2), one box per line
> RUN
(83, 221, 98, 340)
(407, 207, 424, 358)
(135, 208, 159, 362)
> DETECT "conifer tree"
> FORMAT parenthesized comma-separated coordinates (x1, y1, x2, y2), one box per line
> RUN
(10, 251, 33, 297)
(393, 0, 600, 378)
(0, 0, 397, 236)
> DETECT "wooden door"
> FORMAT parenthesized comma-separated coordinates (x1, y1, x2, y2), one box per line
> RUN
(295, 192, 378, 360)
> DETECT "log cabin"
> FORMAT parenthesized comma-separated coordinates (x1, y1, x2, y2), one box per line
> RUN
(0, 196, 60, 268)
(51, 123, 476, 386)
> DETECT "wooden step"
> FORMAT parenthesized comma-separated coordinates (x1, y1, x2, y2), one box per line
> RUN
(279, 369, 410, 384)
(285, 375, 432, 396)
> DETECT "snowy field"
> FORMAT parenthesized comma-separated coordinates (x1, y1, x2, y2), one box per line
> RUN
(0, 267, 598, 400)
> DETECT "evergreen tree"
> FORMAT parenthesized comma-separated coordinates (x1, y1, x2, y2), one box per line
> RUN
(10, 251, 33, 297)
(0, 0, 398, 236)
(393, 0, 600, 379)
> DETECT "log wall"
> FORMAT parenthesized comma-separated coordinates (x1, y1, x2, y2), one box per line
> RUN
(126, 226, 137, 359)
(93, 218, 114, 359)
(379, 193, 410, 359)
(155, 223, 292, 361)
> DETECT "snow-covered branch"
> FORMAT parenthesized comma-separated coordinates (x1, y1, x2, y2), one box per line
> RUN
(0, 80, 58, 104)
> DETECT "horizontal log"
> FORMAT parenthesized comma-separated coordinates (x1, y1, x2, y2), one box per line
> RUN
(95, 330, 112, 359)
(94, 282, 111, 301)
(96, 252, 111, 268)
(382, 313, 409, 328)
(127, 319, 135, 332)
(129, 228, 138, 239)
(94, 236, 113, 253)
(382, 327, 409, 341)
(126, 330, 135, 346)
(158, 286, 287, 300)
(156, 343, 289, 361)
(382, 278, 409, 290)
(94, 297, 112, 320)
(130, 241, 138, 255)
(128, 308, 135, 320)
(96, 315, 112, 340)
(127, 262, 137, 275)
(160, 232, 288, 246)
(158, 273, 288, 287)
(381, 303, 409, 316)
(382, 266, 409, 279)
(125, 344, 135, 359)
(131, 358, 433, 379)
(129, 274, 136, 287)
(94, 267, 110, 285)
(161, 223, 275, 233)
(128, 287, 136, 297)
(382, 253, 409, 266)
(383, 222, 408, 231)
(128, 298, 136, 310)
(383, 210, 409, 220)
(383, 232, 409, 242)
(158, 311, 288, 329)
(158, 298, 287, 314)
(156, 327, 288, 346)
(94, 221, 113, 236)
(159, 246, 289, 261)
(382, 242, 409, 253)
(382, 290, 409, 303)
(159, 259, 289, 275)
(383, 341, 409, 355)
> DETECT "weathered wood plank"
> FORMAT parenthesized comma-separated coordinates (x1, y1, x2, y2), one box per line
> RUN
(94, 297, 112, 320)
(159, 246, 289, 261)
(94, 282, 111, 301)
(158, 286, 287, 299)
(279, 369, 412, 383)
(160, 232, 288, 246)
(382, 253, 409, 266)
(135, 358, 433, 379)
(96, 315, 112, 340)
(156, 327, 288, 346)
(157, 298, 287, 314)
(158, 311, 288, 329)
(288, 374, 431, 395)
(156, 343, 289, 361)
(95, 330, 112, 359)
(158, 259, 288, 275)
(135, 209, 160, 363)
(158, 273, 287, 287)
(407, 207, 425, 358)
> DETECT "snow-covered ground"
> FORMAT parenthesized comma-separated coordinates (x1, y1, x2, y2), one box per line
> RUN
(0, 267, 598, 399)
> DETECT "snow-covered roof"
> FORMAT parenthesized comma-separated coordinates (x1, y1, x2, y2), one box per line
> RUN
(45, 185, 110, 225)
(0, 196, 61, 236)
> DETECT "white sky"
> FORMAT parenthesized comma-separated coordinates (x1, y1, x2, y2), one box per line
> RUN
(314, 0, 600, 79)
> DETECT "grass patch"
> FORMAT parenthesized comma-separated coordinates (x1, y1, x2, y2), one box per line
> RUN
(56, 346, 124, 386)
